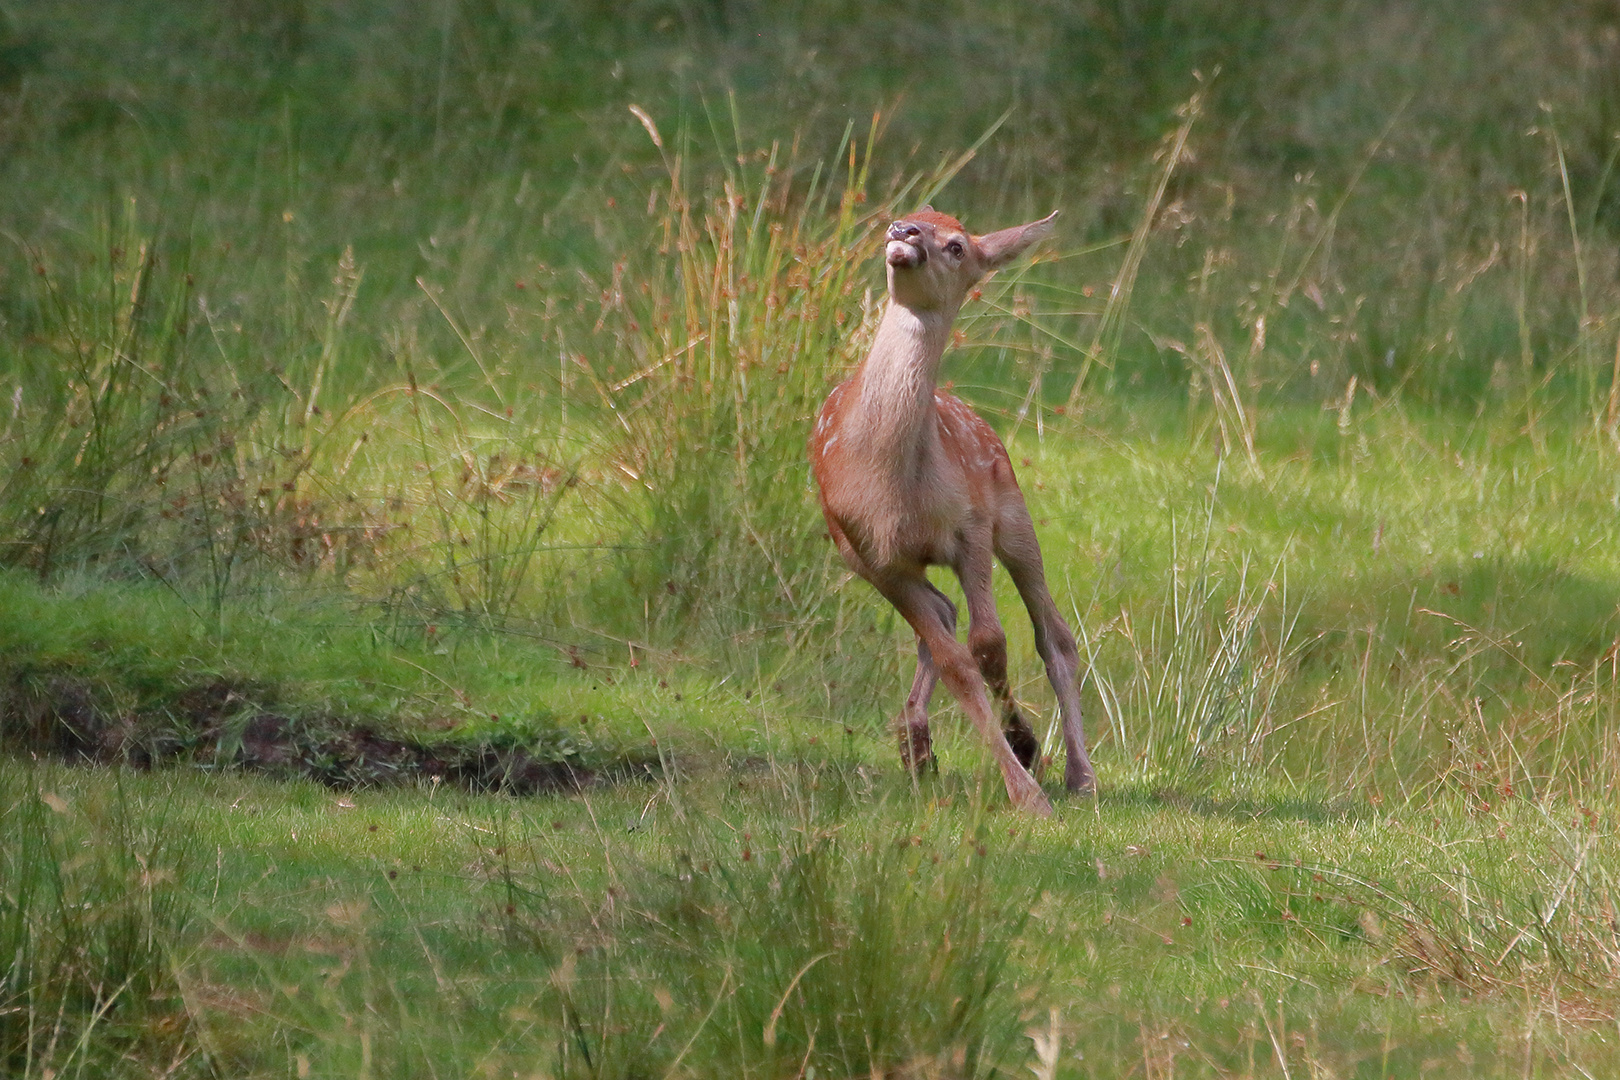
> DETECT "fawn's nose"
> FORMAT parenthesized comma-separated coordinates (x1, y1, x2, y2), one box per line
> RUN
(888, 221, 923, 242)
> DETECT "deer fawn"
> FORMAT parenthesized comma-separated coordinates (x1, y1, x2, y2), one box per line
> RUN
(809, 208, 1095, 817)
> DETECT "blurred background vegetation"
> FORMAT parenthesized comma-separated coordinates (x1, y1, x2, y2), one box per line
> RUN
(6, 0, 1620, 402)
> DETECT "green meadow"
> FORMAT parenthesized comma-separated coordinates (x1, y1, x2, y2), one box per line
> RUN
(4, 1, 1620, 1076)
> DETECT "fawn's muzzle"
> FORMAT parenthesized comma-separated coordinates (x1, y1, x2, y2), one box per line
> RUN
(886, 221, 927, 267)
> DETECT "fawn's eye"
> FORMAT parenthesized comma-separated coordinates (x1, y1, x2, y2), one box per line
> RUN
(946, 241, 964, 259)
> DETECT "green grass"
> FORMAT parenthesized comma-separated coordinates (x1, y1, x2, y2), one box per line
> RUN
(11, 759, 1620, 1078)
(6, 0, 1620, 1075)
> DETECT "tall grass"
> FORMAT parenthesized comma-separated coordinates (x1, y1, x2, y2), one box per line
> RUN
(0, 767, 196, 1077)
(1, 95, 1072, 696)
(585, 109, 887, 650)
(4, 201, 240, 580)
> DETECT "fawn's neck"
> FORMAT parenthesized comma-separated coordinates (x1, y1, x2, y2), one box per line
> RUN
(849, 302, 956, 471)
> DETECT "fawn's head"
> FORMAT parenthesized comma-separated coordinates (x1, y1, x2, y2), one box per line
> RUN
(883, 207, 1058, 314)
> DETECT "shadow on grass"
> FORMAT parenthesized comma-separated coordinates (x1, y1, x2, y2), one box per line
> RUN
(1083, 782, 1366, 824)
(803, 753, 1366, 825)
(1299, 557, 1620, 677)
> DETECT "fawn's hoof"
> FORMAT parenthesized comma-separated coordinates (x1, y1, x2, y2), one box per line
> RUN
(1009, 777, 1054, 817)
(1003, 719, 1040, 772)
(1065, 761, 1097, 796)
(898, 723, 937, 776)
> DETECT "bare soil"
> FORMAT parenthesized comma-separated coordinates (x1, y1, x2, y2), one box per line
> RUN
(0, 674, 651, 795)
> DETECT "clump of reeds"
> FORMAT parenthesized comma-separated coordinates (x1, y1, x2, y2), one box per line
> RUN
(1076, 468, 1301, 786)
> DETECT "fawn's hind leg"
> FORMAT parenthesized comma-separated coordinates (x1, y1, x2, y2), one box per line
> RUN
(996, 504, 1096, 793)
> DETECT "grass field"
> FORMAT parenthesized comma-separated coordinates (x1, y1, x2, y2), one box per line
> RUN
(5, 1, 1620, 1076)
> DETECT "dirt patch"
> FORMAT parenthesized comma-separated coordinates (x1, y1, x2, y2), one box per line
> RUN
(1, 674, 654, 796)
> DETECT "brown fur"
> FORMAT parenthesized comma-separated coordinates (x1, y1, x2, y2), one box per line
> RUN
(907, 208, 965, 233)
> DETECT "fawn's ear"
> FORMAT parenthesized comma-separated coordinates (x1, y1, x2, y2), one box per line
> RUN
(976, 210, 1059, 270)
